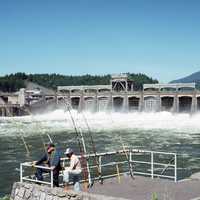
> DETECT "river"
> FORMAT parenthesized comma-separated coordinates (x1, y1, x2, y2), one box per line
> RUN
(0, 110, 200, 196)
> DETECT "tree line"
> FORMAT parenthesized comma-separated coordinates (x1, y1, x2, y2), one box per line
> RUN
(0, 72, 158, 92)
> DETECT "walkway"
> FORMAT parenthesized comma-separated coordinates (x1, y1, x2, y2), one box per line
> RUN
(89, 175, 200, 200)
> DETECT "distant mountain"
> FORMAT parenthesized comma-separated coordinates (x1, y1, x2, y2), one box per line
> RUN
(170, 71, 200, 86)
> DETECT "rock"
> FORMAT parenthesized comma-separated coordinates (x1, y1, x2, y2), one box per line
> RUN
(24, 184, 30, 189)
(25, 188, 33, 199)
(67, 191, 77, 198)
(40, 192, 46, 200)
(72, 196, 82, 200)
(52, 196, 59, 200)
(46, 195, 53, 200)
(11, 183, 17, 199)
(51, 188, 59, 196)
(18, 187, 25, 198)
(15, 188, 19, 196)
(57, 191, 66, 198)
(14, 196, 22, 200)
(11, 182, 129, 200)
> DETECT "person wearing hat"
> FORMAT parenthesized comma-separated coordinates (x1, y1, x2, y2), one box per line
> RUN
(63, 148, 82, 192)
(32, 143, 62, 187)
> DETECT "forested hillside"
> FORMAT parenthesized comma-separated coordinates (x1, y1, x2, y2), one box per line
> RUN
(0, 73, 26, 92)
(0, 72, 158, 92)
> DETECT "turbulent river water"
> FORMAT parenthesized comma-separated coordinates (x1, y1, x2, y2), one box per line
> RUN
(1, 110, 200, 196)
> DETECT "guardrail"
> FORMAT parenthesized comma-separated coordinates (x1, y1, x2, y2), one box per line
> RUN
(20, 149, 177, 188)
(20, 163, 54, 187)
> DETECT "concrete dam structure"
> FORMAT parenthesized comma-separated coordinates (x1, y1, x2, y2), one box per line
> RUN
(1, 74, 200, 116)
(57, 74, 200, 113)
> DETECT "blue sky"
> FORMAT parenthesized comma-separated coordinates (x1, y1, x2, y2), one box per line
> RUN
(0, 0, 200, 82)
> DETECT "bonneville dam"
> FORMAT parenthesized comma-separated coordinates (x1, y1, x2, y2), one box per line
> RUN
(0, 74, 200, 116)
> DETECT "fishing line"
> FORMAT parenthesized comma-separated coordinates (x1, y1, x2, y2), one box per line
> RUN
(108, 112, 134, 179)
(27, 107, 53, 143)
(63, 99, 92, 190)
(24, 107, 53, 152)
(81, 112, 103, 184)
(10, 119, 31, 156)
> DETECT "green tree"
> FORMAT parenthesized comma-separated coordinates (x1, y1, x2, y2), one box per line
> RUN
(0, 72, 158, 92)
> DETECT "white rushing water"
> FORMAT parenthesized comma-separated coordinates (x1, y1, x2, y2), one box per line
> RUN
(0, 109, 200, 137)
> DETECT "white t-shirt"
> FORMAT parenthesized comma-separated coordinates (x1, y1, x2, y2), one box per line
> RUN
(69, 154, 81, 171)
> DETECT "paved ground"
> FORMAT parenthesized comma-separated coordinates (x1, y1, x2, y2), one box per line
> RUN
(89, 174, 200, 200)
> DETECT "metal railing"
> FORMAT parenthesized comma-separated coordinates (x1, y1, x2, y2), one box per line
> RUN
(20, 149, 177, 188)
(129, 149, 177, 182)
(20, 163, 54, 187)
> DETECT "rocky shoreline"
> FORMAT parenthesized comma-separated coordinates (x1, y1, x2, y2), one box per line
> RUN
(10, 182, 128, 200)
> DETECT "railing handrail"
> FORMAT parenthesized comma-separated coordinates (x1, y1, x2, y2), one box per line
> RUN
(59, 149, 176, 161)
(22, 162, 52, 170)
(20, 149, 177, 187)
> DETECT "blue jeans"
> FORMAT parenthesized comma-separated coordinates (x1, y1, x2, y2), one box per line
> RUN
(63, 169, 81, 192)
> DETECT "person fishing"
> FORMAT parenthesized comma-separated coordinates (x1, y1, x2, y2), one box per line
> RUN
(63, 148, 82, 192)
(32, 143, 62, 187)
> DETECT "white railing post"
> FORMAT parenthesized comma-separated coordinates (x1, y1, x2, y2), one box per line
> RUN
(174, 154, 177, 182)
(20, 163, 23, 183)
(50, 169, 53, 188)
(99, 156, 102, 175)
(151, 152, 154, 179)
(129, 150, 132, 163)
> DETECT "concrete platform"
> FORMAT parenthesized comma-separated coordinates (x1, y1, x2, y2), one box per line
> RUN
(89, 175, 200, 200)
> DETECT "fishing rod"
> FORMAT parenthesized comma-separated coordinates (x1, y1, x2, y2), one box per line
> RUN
(65, 102, 102, 186)
(3, 107, 30, 155)
(7, 109, 31, 156)
(18, 125, 31, 156)
(76, 123, 93, 188)
(47, 133, 53, 143)
(116, 163, 121, 184)
(65, 101, 92, 189)
(119, 136, 134, 179)
(160, 156, 175, 176)
(109, 113, 134, 180)
(24, 106, 53, 152)
(81, 112, 103, 184)
(63, 99, 92, 190)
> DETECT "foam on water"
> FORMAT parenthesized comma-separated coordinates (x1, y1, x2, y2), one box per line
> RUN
(0, 109, 200, 137)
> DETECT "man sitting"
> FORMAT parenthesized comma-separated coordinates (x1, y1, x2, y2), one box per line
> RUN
(63, 148, 82, 192)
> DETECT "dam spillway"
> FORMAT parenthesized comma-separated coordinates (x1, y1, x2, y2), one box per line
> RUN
(57, 79, 199, 113)
(57, 91, 200, 113)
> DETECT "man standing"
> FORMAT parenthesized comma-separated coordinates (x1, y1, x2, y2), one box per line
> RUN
(33, 143, 61, 187)
(63, 148, 82, 192)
